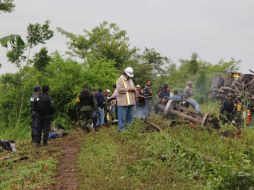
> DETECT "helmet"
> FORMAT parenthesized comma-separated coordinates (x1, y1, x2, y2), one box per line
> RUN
(124, 67, 134, 78)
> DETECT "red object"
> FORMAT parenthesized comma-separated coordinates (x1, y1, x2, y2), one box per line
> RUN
(247, 110, 251, 126)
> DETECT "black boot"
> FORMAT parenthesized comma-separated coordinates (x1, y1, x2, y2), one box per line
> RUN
(43, 141, 48, 147)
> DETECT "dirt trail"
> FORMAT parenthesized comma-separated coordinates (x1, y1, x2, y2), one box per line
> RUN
(46, 130, 84, 190)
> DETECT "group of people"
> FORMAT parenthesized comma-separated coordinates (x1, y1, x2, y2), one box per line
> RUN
(30, 66, 204, 146)
(155, 81, 201, 115)
(77, 67, 153, 132)
(220, 93, 254, 127)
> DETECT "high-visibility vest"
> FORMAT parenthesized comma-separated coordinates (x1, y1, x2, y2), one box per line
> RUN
(120, 76, 130, 105)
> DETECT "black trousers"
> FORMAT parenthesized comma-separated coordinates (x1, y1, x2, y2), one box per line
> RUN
(37, 117, 51, 144)
(31, 117, 39, 143)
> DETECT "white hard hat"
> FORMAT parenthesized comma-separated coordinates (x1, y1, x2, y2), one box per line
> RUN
(124, 67, 134, 78)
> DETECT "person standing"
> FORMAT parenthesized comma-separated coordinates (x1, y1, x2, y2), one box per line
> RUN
(183, 81, 201, 114)
(143, 80, 153, 118)
(134, 85, 146, 119)
(116, 67, 136, 132)
(36, 85, 55, 146)
(30, 86, 41, 144)
(220, 93, 235, 124)
(77, 84, 98, 132)
(95, 88, 105, 128)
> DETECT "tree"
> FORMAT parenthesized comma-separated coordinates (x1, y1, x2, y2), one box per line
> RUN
(57, 21, 136, 70)
(141, 47, 169, 74)
(0, 21, 54, 68)
(180, 52, 200, 75)
(32, 47, 51, 71)
(0, 0, 15, 13)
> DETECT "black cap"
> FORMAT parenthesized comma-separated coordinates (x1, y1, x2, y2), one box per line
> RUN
(42, 85, 49, 93)
(33, 86, 41, 92)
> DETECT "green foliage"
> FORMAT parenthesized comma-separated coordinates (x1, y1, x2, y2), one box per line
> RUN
(32, 47, 51, 71)
(0, 34, 25, 48)
(0, 0, 15, 13)
(26, 20, 54, 48)
(57, 21, 136, 70)
(0, 21, 54, 67)
(141, 47, 169, 74)
(195, 69, 208, 103)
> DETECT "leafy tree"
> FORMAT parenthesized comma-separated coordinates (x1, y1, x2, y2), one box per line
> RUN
(32, 47, 51, 71)
(141, 47, 169, 74)
(0, 0, 15, 13)
(57, 21, 136, 70)
(180, 52, 200, 75)
(26, 21, 54, 61)
(195, 69, 208, 103)
(0, 21, 54, 67)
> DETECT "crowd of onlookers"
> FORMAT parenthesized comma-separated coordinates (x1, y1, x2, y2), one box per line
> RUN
(76, 67, 201, 132)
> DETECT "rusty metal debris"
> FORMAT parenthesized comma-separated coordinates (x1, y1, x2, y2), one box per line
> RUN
(211, 72, 254, 101)
(156, 98, 220, 129)
(145, 119, 163, 133)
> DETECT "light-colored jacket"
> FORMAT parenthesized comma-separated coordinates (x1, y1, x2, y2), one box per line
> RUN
(116, 75, 136, 106)
(183, 86, 193, 99)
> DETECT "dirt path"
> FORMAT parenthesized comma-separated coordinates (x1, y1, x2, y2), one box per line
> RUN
(46, 130, 85, 190)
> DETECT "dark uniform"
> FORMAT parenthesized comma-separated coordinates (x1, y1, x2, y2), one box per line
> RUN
(30, 86, 41, 144)
(36, 90, 55, 146)
(77, 89, 97, 132)
(31, 93, 40, 143)
(220, 97, 235, 124)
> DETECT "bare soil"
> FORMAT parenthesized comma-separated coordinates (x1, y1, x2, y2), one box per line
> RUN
(45, 130, 85, 190)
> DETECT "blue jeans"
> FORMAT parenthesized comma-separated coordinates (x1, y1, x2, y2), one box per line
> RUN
(145, 99, 152, 118)
(134, 104, 146, 119)
(96, 107, 104, 126)
(118, 106, 134, 132)
(187, 98, 200, 113)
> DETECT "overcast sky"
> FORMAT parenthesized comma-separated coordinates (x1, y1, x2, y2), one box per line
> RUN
(1, 0, 254, 74)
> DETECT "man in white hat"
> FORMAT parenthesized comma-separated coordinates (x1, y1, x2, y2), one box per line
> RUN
(116, 67, 136, 132)
(183, 81, 201, 114)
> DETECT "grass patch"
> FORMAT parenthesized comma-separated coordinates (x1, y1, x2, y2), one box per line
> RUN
(77, 124, 202, 190)
(0, 158, 57, 190)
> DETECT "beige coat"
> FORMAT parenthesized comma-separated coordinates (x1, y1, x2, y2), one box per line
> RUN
(116, 75, 136, 106)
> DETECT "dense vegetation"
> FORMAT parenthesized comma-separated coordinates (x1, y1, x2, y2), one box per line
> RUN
(0, 19, 238, 140)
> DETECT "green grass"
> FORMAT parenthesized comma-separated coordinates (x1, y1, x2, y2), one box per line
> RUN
(0, 125, 30, 141)
(77, 124, 202, 190)
(77, 115, 254, 189)
(0, 139, 59, 189)
(0, 158, 57, 190)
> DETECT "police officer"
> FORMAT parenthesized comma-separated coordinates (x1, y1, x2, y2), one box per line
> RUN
(36, 85, 55, 146)
(77, 84, 97, 132)
(30, 86, 41, 144)
(220, 93, 235, 124)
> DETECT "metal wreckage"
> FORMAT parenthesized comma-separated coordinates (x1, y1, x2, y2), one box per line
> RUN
(210, 70, 254, 102)
(154, 70, 254, 130)
(155, 97, 220, 130)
